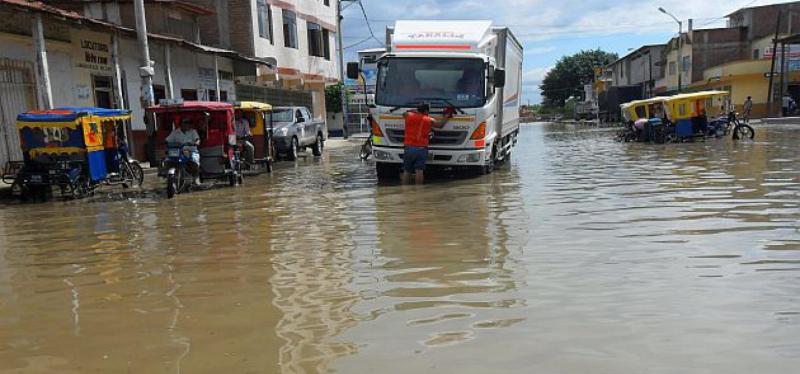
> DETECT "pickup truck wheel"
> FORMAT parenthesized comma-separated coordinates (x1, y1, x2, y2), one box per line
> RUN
(312, 134, 324, 156)
(376, 163, 399, 181)
(286, 137, 299, 161)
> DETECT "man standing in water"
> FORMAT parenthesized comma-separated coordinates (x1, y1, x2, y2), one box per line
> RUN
(402, 103, 453, 184)
(743, 96, 753, 122)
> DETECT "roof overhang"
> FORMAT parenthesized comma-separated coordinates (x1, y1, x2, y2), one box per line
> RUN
(0, 0, 274, 72)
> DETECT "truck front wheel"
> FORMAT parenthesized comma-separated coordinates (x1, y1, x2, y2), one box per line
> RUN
(376, 163, 400, 181)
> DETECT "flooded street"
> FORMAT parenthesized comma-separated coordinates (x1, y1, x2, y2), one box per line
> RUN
(1, 123, 799, 373)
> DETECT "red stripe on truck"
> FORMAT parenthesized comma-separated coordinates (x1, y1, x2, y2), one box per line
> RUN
(394, 45, 472, 50)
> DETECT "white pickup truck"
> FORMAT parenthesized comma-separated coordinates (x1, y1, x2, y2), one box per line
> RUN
(348, 20, 523, 180)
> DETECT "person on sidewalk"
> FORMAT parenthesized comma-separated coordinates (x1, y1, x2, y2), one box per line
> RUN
(401, 104, 453, 184)
(742, 96, 753, 122)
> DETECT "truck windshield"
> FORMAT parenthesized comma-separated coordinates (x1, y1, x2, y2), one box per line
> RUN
(272, 109, 294, 122)
(375, 58, 485, 108)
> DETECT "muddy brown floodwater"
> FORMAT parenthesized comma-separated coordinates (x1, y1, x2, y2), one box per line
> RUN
(0, 123, 799, 373)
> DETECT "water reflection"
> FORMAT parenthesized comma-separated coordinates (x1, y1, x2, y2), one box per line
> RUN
(333, 163, 527, 372)
(0, 123, 798, 373)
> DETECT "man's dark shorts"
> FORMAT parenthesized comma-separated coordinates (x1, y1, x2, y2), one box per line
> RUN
(403, 146, 428, 172)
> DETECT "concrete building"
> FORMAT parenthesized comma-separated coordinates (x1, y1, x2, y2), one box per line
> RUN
(606, 44, 665, 98)
(662, 2, 800, 117)
(199, 0, 340, 120)
(0, 0, 270, 162)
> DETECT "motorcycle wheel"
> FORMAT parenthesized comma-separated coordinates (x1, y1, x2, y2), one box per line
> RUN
(166, 174, 176, 199)
(736, 124, 755, 140)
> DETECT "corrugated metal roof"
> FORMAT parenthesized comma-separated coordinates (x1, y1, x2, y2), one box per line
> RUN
(0, 0, 272, 68)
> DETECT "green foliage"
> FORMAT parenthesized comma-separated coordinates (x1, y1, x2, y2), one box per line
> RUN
(325, 83, 349, 114)
(540, 49, 618, 107)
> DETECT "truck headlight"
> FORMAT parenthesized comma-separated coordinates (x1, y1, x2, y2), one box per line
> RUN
(457, 153, 482, 163)
(373, 150, 393, 160)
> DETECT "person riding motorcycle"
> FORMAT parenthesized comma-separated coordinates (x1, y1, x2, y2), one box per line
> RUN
(166, 117, 201, 184)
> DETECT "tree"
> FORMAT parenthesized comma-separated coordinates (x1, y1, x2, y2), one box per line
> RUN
(540, 49, 618, 108)
(325, 83, 349, 114)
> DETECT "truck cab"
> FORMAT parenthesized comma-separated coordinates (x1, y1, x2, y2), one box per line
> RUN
(350, 20, 523, 180)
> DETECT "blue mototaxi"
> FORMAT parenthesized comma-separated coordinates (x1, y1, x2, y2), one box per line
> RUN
(11, 107, 139, 200)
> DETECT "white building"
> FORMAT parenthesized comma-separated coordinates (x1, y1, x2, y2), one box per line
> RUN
(200, 0, 340, 119)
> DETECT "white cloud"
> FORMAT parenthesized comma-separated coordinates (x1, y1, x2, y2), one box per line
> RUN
(523, 66, 551, 87)
(342, 0, 793, 103)
(524, 46, 558, 55)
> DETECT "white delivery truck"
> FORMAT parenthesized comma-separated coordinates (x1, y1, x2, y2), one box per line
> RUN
(348, 20, 523, 180)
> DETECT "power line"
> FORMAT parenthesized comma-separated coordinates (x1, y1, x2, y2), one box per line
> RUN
(344, 36, 373, 49)
(698, 0, 760, 27)
(356, 0, 386, 47)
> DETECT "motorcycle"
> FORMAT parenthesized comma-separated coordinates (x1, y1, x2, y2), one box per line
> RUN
(161, 142, 196, 199)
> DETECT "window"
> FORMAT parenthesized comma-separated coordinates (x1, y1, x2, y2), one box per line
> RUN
(181, 89, 198, 100)
(376, 57, 486, 108)
(324, 0, 330, 6)
(282, 10, 298, 49)
(681, 56, 690, 72)
(668, 61, 676, 76)
(92, 75, 114, 108)
(307, 22, 324, 57)
(153, 85, 166, 104)
(635, 106, 646, 118)
(323, 29, 331, 60)
(205, 90, 228, 102)
(753, 48, 759, 59)
(257, 0, 273, 43)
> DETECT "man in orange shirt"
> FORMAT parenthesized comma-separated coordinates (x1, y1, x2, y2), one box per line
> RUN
(402, 103, 453, 184)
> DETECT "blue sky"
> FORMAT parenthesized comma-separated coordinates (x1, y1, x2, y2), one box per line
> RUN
(341, 0, 790, 104)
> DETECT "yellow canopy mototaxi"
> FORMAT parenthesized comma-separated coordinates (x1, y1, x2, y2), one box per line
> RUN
(234, 101, 274, 173)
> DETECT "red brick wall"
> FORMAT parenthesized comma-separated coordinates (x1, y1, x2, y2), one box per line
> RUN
(691, 28, 748, 82)
(197, 0, 221, 46)
(227, 0, 255, 56)
(751, 5, 800, 40)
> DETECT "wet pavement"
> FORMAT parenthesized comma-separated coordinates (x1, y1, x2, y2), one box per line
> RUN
(0, 123, 798, 373)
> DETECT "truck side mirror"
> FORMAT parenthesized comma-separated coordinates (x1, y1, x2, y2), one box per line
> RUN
(346, 62, 360, 80)
(493, 68, 506, 88)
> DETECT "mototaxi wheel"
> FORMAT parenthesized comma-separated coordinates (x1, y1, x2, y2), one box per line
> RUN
(312, 134, 324, 156)
(130, 161, 144, 186)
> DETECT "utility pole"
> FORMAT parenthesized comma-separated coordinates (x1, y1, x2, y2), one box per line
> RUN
(337, 0, 357, 139)
(768, 11, 783, 116)
(134, 0, 155, 161)
(32, 13, 53, 109)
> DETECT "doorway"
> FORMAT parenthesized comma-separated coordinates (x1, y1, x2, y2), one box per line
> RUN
(92, 75, 114, 108)
(0, 59, 37, 166)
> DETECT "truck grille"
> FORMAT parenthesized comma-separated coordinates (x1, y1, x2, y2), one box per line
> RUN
(385, 130, 468, 145)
